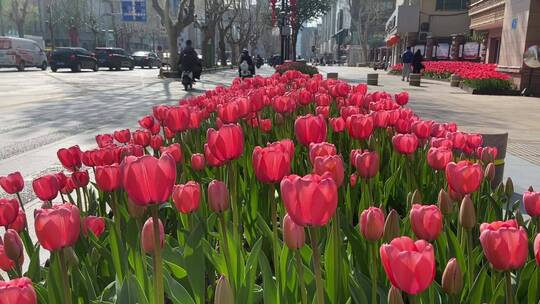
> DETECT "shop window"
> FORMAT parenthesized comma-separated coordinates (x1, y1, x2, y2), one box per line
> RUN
(436, 0, 469, 10)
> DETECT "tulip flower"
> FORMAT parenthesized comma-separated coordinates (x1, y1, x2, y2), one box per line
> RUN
(34, 203, 81, 251)
(313, 155, 345, 186)
(395, 92, 409, 105)
(32, 174, 60, 202)
(150, 135, 164, 150)
(95, 133, 114, 148)
(446, 132, 467, 150)
(160, 143, 182, 163)
(392, 134, 419, 154)
(283, 213, 305, 250)
(95, 164, 121, 192)
(57, 145, 82, 171)
(351, 149, 379, 178)
(82, 216, 106, 237)
(360, 207, 385, 242)
(524, 191, 540, 217)
(208, 180, 229, 213)
(445, 161, 483, 195)
(206, 124, 244, 163)
(191, 153, 206, 171)
(122, 154, 176, 206)
(294, 114, 327, 146)
(3, 229, 24, 263)
(0, 172, 24, 194)
(132, 130, 151, 147)
(0, 198, 19, 227)
(380, 236, 435, 295)
(459, 195, 476, 229)
(479, 220, 528, 271)
(437, 189, 453, 215)
(138, 115, 155, 130)
(0, 277, 37, 304)
(534, 234, 540, 266)
(410, 204, 443, 241)
(441, 258, 463, 295)
(141, 217, 164, 254)
(280, 174, 338, 227)
(330, 117, 345, 132)
(252, 142, 292, 184)
(8, 209, 26, 232)
(346, 114, 374, 140)
(0, 244, 17, 272)
(113, 129, 131, 143)
(308, 142, 336, 164)
(172, 181, 201, 214)
(71, 170, 90, 188)
(427, 147, 453, 170)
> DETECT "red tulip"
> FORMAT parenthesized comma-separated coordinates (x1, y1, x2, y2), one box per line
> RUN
(208, 180, 229, 212)
(113, 129, 131, 143)
(410, 204, 443, 241)
(476, 146, 497, 163)
(294, 114, 327, 146)
(34, 203, 81, 251)
(138, 115, 155, 130)
(0, 198, 19, 227)
(3, 229, 24, 263)
(8, 209, 26, 232)
(252, 142, 292, 183)
(150, 135, 164, 150)
(534, 234, 540, 266)
(283, 213, 305, 250)
(0, 277, 37, 304)
(430, 138, 453, 149)
(218, 102, 241, 122)
(141, 217, 164, 255)
(280, 174, 338, 227)
(122, 154, 177, 206)
(191, 153, 206, 171)
(57, 145, 82, 171)
(0, 244, 17, 272)
(380, 236, 435, 295)
(299, 89, 313, 105)
(149, 120, 161, 135)
(372, 111, 389, 128)
(160, 143, 182, 163)
(427, 147, 453, 170)
(315, 93, 331, 106)
(272, 96, 296, 114)
(153, 105, 170, 121)
(466, 133, 483, 148)
(95, 134, 114, 148)
(260, 119, 272, 132)
(309, 142, 337, 164)
(172, 181, 201, 214)
(346, 114, 374, 140)
(394, 118, 412, 134)
(351, 149, 379, 178)
(313, 155, 345, 186)
(0, 172, 24, 194)
(392, 134, 419, 154)
(82, 216, 106, 237)
(411, 120, 432, 139)
(349, 173, 358, 187)
(95, 164, 121, 192)
(132, 130, 151, 147)
(360, 207, 385, 241)
(71, 170, 90, 188)
(204, 143, 226, 167)
(206, 123, 244, 163)
(445, 161, 483, 195)
(524, 191, 540, 217)
(329, 117, 345, 132)
(479, 220, 528, 271)
(395, 92, 409, 105)
(446, 132, 467, 150)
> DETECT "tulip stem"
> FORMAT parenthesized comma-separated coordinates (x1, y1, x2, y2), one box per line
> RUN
(370, 243, 378, 304)
(309, 227, 325, 304)
(58, 249, 73, 304)
(466, 228, 473, 288)
(151, 207, 164, 304)
(227, 163, 240, 243)
(408, 294, 418, 304)
(294, 250, 308, 304)
(269, 185, 281, 303)
(505, 272, 514, 304)
(15, 192, 25, 212)
(218, 212, 235, 296)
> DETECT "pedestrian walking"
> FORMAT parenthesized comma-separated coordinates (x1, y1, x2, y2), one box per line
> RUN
(412, 50, 424, 74)
(401, 47, 413, 81)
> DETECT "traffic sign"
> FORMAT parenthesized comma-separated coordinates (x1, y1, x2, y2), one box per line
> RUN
(121, 0, 147, 22)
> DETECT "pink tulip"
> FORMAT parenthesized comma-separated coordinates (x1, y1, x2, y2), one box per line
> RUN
(410, 204, 443, 241)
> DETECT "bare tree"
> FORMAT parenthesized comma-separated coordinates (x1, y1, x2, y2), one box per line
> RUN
(289, 0, 331, 60)
(0, 0, 6, 36)
(201, 0, 231, 67)
(151, 0, 196, 72)
(225, 0, 261, 63)
(247, 0, 271, 56)
(217, 8, 237, 66)
(8, 0, 30, 37)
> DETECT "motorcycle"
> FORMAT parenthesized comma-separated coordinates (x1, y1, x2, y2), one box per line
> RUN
(256, 57, 264, 69)
(239, 61, 253, 78)
(182, 70, 194, 91)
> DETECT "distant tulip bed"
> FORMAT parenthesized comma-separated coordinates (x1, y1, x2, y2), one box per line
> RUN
(1, 71, 540, 304)
(390, 61, 513, 93)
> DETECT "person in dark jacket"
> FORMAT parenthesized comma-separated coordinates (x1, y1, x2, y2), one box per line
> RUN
(178, 40, 201, 79)
(238, 49, 255, 78)
(401, 47, 413, 81)
(412, 49, 424, 74)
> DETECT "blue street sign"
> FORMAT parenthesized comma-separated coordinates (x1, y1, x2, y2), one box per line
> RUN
(121, 0, 147, 22)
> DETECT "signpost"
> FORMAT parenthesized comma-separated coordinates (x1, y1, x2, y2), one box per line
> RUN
(121, 0, 147, 22)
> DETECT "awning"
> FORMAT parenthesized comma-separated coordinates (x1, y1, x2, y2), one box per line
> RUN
(386, 34, 400, 47)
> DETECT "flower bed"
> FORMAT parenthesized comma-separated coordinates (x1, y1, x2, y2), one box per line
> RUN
(390, 61, 515, 94)
(275, 61, 319, 76)
(0, 71, 538, 304)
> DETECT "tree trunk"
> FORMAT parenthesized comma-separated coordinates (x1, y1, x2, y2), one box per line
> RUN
(168, 28, 180, 72)
(0, 1, 5, 36)
(17, 21, 25, 38)
(291, 29, 299, 61)
(230, 43, 238, 65)
(218, 29, 227, 66)
(202, 29, 215, 68)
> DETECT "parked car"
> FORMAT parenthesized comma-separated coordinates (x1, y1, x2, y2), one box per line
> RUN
(132, 51, 161, 68)
(0, 36, 48, 71)
(49, 47, 98, 72)
(95, 47, 134, 70)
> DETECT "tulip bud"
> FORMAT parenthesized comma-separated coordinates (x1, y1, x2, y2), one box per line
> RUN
(63, 247, 79, 267)
(459, 195, 476, 229)
(411, 189, 422, 204)
(214, 275, 234, 304)
(505, 177, 514, 198)
(127, 198, 147, 219)
(3, 229, 23, 262)
(442, 258, 463, 295)
(438, 189, 453, 215)
(283, 214, 305, 250)
(208, 180, 229, 213)
(383, 209, 401, 242)
(141, 217, 164, 255)
(349, 173, 357, 187)
(485, 163, 495, 182)
(360, 207, 385, 242)
(387, 286, 404, 304)
(515, 209, 525, 228)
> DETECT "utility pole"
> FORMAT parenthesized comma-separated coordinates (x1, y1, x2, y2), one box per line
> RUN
(279, 0, 290, 63)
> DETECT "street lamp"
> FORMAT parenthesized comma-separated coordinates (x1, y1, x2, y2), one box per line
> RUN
(279, 0, 291, 63)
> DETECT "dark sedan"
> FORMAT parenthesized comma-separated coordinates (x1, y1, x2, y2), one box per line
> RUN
(95, 47, 134, 71)
(49, 47, 98, 72)
(132, 51, 161, 68)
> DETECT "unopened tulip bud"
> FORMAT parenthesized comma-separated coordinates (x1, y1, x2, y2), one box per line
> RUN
(214, 275, 234, 304)
(141, 217, 164, 255)
(505, 177, 514, 198)
(127, 198, 147, 219)
(438, 189, 453, 215)
(485, 163, 495, 182)
(442, 258, 463, 295)
(283, 214, 305, 250)
(459, 195, 476, 229)
(349, 173, 358, 187)
(208, 180, 229, 213)
(64, 246, 79, 267)
(360, 207, 385, 242)
(3, 229, 23, 262)
(411, 189, 422, 204)
(383, 209, 401, 242)
(388, 286, 404, 304)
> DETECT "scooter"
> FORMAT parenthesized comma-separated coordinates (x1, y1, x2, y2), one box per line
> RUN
(182, 70, 194, 91)
(239, 61, 253, 78)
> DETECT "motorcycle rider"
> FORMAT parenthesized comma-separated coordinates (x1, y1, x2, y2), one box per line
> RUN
(255, 54, 264, 68)
(178, 40, 201, 89)
(238, 49, 255, 78)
